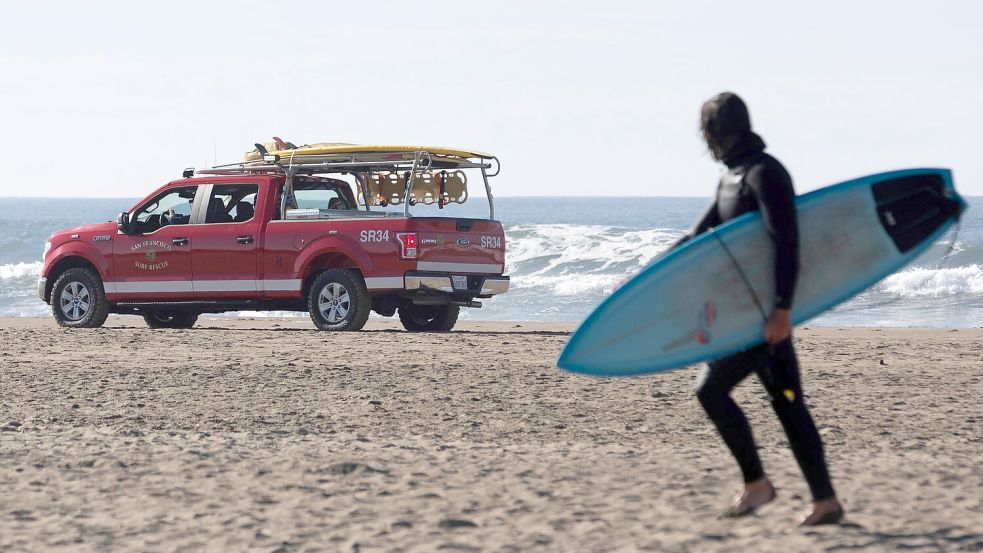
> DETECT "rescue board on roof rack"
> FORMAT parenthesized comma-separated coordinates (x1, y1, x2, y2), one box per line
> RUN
(245, 142, 494, 162)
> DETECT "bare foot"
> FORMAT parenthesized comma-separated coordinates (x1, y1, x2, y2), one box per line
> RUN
(719, 477, 776, 518)
(799, 497, 844, 526)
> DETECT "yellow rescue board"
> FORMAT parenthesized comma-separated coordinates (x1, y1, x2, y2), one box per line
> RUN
(245, 142, 493, 162)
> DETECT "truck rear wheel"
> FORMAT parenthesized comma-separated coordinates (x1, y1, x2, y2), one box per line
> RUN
(51, 267, 110, 328)
(308, 269, 371, 331)
(142, 311, 199, 329)
(398, 304, 459, 332)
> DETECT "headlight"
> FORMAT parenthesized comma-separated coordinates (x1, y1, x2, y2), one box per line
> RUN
(43, 241, 52, 258)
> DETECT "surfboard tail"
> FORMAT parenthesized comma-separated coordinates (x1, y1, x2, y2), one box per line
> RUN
(872, 170, 965, 254)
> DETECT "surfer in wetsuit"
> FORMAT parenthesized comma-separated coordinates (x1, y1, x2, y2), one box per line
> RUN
(678, 92, 843, 525)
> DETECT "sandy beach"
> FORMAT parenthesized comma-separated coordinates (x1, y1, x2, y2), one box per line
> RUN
(1, 316, 980, 552)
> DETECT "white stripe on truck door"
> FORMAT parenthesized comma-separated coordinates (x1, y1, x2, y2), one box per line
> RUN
(105, 279, 301, 294)
(104, 277, 403, 293)
(105, 281, 194, 294)
(260, 279, 303, 292)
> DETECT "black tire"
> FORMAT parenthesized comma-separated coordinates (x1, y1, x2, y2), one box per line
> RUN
(142, 311, 199, 329)
(398, 303, 460, 332)
(50, 267, 110, 328)
(308, 269, 371, 331)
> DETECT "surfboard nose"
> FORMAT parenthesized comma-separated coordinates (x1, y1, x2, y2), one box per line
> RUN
(557, 333, 611, 375)
(556, 343, 585, 373)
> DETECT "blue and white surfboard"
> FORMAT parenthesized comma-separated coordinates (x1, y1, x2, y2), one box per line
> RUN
(558, 168, 967, 376)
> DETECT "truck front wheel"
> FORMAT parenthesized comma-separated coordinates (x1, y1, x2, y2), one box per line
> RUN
(308, 269, 371, 331)
(50, 267, 111, 328)
(398, 304, 460, 332)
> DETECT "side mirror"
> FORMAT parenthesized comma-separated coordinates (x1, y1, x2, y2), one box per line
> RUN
(117, 211, 132, 234)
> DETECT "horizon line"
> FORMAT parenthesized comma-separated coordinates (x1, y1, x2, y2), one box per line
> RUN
(0, 194, 716, 200)
(3, 195, 982, 201)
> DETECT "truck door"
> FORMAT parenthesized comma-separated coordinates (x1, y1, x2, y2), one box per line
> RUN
(111, 184, 200, 299)
(191, 183, 261, 298)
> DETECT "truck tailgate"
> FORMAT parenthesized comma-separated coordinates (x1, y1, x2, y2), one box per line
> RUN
(409, 218, 505, 274)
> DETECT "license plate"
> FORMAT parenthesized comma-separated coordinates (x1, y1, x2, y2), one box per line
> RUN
(452, 275, 468, 290)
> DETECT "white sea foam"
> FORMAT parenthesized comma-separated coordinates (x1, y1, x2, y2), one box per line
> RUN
(0, 304, 48, 317)
(501, 224, 680, 296)
(880, 264, 983, 297)
(503, 225, 983, 301)
(0, 261, 42, 280)
(513, 273, 622, 296)
(504, 224, 679, 273)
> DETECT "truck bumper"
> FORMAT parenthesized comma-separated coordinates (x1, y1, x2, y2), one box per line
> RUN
(37, 276, 48, 302)
(404, 272, 510, 296)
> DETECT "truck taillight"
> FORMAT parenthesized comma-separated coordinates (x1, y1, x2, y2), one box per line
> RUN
(396, 232, 417, 259)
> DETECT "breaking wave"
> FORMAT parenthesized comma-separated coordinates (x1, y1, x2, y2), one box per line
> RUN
(504, 226, 983, 300)
(879, 264, 983, 298)
(504, 224, 680, 296)
(0, 262, 47, 317)
(0, 261, 42, 280)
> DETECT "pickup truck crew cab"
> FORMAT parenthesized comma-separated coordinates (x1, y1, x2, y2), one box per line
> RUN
(39, 143, 509, 331)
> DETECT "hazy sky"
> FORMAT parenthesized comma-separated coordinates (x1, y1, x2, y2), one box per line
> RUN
(0, 1, 980, 198)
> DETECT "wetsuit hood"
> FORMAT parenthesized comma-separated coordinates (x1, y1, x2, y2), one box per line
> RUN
(701, 91, 766, 165)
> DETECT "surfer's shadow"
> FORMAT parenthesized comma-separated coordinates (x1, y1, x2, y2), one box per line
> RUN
(811, 523, 981, 550)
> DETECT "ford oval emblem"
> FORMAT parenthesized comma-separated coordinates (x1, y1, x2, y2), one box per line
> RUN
(457, 237, 471, 247)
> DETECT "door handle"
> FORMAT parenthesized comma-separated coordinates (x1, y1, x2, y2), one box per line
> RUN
(237, 235, 254, 244)
(172, 237, 189, 246)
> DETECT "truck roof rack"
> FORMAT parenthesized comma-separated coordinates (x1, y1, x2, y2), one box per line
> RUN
(195, 150, 499, 177)
(195, 148, 501, 219)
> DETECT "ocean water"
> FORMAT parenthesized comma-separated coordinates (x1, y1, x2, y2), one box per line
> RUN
(1, 196, 981, 327)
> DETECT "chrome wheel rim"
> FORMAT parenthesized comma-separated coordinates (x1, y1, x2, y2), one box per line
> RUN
(59, 281, 90, 321)
(318, 282, 351, 323)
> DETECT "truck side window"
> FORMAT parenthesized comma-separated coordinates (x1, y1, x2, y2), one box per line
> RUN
(205, 184, 259, 224)
(274, 177, 355, 220)
(295, 186, 350, 210)
(132, 186, 197, 234)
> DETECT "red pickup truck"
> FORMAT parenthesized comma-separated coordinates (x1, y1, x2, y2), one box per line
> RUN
(39, 144, 509, 331)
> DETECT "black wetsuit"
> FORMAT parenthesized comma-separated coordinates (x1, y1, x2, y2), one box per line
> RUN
(683, 133, 835, 502)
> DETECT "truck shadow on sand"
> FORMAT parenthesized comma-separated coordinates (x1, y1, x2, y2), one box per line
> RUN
(108, 326, 571, 337)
